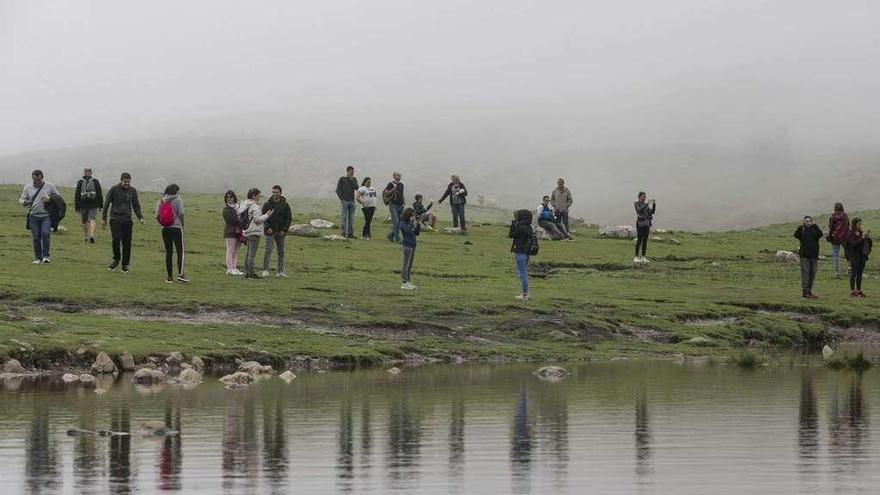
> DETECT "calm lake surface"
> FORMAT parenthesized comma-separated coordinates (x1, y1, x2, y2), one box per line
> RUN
(1, 361, 878, 494)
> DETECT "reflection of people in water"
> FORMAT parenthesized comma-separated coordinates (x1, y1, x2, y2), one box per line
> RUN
(635, 392, 652, 479)
(26, 397, 61, 494)
(448, 396, 466, 487)
(109, 400, 134, 493)
(359, 399, 372, 482)
(387, 392, 423, 490)
(510, 385, 532, 495)
(536, 383, 568, 490)
(159, 400, 183, 491)
(222, 394, 260, 493)
(797, 372, 819, 489)
(73, 392, 99, 490)
(828, 374, 869, 483)
(263, 394, 288, 489)
(337, 397, 355, 491)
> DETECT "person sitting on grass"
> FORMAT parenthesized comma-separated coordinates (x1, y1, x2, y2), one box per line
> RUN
(794, 216, 823, 299)
(536, 196, 571, 240)
(399, 207, 422, 290)
(412, 194, 437, 231)
(509, 209, 536, 301)
(845, 217, 872, 298)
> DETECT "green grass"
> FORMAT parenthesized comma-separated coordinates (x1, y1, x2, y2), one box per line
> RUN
(1, 184, 879, 368)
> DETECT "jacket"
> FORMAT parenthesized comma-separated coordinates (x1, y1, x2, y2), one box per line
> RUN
(102, 184, 143, 222)
(794, 224, 823, 259)
(336, 176, 359, 202)
(439, 182, 467, 205)
(262, 196, 292, 234)
(223, 204, 241, 238)
(155, 194, 185, 229)
(241, 199, 271, 237)
(550, 187, 572, 213)
(384, 181, 405, 206)
(400, 219, 421, 247)
(536, 204, 556, 223)
(412, 201, 431, 216)
(845, 231, 871, 260)
(509, 219, 534, 254)
(19, 181, 59, 217)
(74, 177, 103, 211)
(635, 201, 656, 228)
(828, 212, 849, 245)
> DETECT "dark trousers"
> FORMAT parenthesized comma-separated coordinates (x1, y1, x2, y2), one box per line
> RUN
(850, 256, 866, 291)
(557, 211, 570, 231)
(362, 207, 375, 238)
(402, 245, 416, 283)
(162, 227, 184, 277)
(635, 225, 650, 256)
(800, 258, 818, 294)
(451, 203, 466, 229)
(110, 219, 134, 266)
(28, 215, 51, 260)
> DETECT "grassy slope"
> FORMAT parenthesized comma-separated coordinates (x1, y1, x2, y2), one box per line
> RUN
(1, 184, 878, 367)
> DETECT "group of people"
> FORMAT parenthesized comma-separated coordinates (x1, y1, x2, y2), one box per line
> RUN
(794, 203, 873, 299)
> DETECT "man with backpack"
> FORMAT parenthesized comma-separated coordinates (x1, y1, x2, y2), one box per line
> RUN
(74, 168, 103, 243)
(261, 185, 292, 278)
(384, 172, 405, 243)
(19, 169, 60, 264)
(536, 196, 572, 240)
(102, 172, 144, 273)
(510, 209, 538, 301)
(336, 166, 358, 239)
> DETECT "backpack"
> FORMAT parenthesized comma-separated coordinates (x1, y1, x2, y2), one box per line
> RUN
(158, 201, 176, 227)
(527, 229, 540, 256)
(47, 192, 66, 231)
(239, 206, 252, 231)
(382, 187, 393, 206)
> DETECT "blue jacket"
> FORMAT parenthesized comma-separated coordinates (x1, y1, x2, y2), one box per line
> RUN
(400, 220, 421, 247)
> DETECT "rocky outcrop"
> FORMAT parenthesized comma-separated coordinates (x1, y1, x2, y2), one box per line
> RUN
(309, 219, 334, 229)
(599, 225, 636, 240)
(132, 368, 166, 385)
(79, 373, 96, 383)
(776, 250, 799, 263)
(166, 352, 184, 365)
(168, 368, 202, 386)
(239, 361, 273, 375)
(191, 356, 205, 373)
(119, 352, 135, 371)
(91, 352, 117, 374)
(386, 367, 402, 375)
(289, 224, 320, 237)
(3, 359, 25, 374)
(219, 372, 254, 387)
(61, 373, 80, 383)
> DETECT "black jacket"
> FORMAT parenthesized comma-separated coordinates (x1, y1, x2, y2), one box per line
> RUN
(74, 177, 103, 210)
(384, 181, 405, 206)
(102, 185, 143, 222)
(262, 196, 292, 234)
(845, 231, 872, 261)
(223, 205, 240, 238)
(509, 215, 534, 254)
(794, 224, 823, 259)
(439, 181, 467, 205)
(336, 176, 358, 202)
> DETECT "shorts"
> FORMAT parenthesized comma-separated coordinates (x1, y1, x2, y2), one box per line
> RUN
(80, 207, 98, 222)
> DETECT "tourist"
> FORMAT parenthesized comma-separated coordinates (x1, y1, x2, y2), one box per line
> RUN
(356, 177, 378, 240)
(634, 192, 656, 263)
(536, 196, 571, 240)
(412, 194, 437, 230)
(222, 190, 244, 275)
(845, 218, 872, 298)
(509, 209, 536, 301)
(18, 169, 59, 264)
(74, 167, 103, 244)
(155, 184, 188, 283)
(794, 216, 823, 299)
(827, 203, 850, 278)
(438, 174, 467, 231)
(336, 165, 358, 238)
(384, 172, 405, 243)
(261, 185, 292, 278)
(102, 172, 144, 273)
(399, 207, 421, 290)
(550, 178, 573, 232)
(241, 188, 273, 279)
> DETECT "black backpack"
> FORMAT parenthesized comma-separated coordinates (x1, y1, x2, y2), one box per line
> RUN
(527, 229, 540, 256)
(47, 192, 67, 231)
(239, 207, 252, 231)
(513, 209, 539, 256)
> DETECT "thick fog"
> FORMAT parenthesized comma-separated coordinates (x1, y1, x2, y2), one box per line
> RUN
(2, 0, 879, 229)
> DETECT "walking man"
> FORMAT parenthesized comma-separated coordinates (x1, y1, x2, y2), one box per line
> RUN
(336, 166, 358, 238)
(74, 167, 103, 243)
(102, 172, 144, 273)
(794, 216, 823, 299)
(384, 172, 405, 243)
(550, 178, 573, 232)
(19, 169, 60, 264)
(261, 185, 292, 278)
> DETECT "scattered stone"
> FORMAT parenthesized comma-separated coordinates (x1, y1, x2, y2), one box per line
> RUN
(599, 225, 636, 240)
(309, 219, 334, 229)
(533, 366, 569, 380)
(169, 368, 203, 386)
(822, 345, 834, 360)
(3, 359, 25, 374)
(776, 250, 799, 263)
(219, 371, 254, 387)
(79, 373, 96, 383)
(166, 352, 184, 365)
(278, 370, 297, 383)
(323, 234, 348, 241)
(180, 363, 192, 370)
(91, 352, 117, 374)
(386, 367, 402, 375)
(132, 368, 167, 385)
(289, 224, 320, 237)
(710, 261, 722, 267)
(191, 356, 205, 373)
(94, 388, 107, 395)
(239, 361, 273, 375)
(686, 336, 715, 346)
(443, 227, 466, 235)
(119, 352, 135, 371)
(61, 373, 80, 383)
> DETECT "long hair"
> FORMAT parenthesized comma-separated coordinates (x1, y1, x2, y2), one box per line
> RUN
(834, 202, 844, 213)
(164, 184, 179, 195)
(361, 177, 371, 187)
(224, 190, 238, 204)
(401, 207, 415, 223)
(851, 217, 863, 233)
(247, 188, 260, 200)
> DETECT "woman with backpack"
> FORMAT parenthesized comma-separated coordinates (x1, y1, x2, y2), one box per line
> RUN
(634, 192, 656, 263)
(845, 217, 872, 298)
(222, 190, 244, 275)
(827, 202, 850, 278)
(509, 209, 536, 301)
(155, 184, 188, 283)
(241, 188, 274, 279)
(399, 207, 421, 290)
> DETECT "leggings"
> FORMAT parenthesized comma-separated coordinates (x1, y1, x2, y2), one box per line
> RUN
(362, 207, 375, 238)
(850, 256, 866, 291)
(635, 225, 650, 256)
(402, 245, 416, 283)
(225, 238, 241, 271)
(162, 228, 184, 277)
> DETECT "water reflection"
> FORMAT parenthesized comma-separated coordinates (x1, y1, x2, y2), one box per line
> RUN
(829, 374, 869, 485)
(386, 392, 423, 491)
(109, 398, 134, 494)
(222, 392, 259, 493)
(359, 399, 373, 483)
(25, 397, 60, 494)
(337, 397, 355, 491)
(262, 393, 288, 492)
(159, 399, 182, 491)
(798, 371, 819, 488)
(448, 396, 466, 490)
(536, 383, 569, 491)
(73, 391, 99, 491)
(510, 385, 532, 495)
(634, 392, 652, 480)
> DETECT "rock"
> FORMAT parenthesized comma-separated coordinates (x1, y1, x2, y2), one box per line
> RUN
(239, 361, 273, 375)
(309, 219, 334, 229)
(139, 421, 179, 436)
(322, 234, 348, 241)
(710, 261, 722, 267)
(533, 366, 569, 380)
(776, 250, 799, 263)
(94, 388, 107, 395)
(3, 359, 25, 374)
(386, 367, 402, 375)
(91, 352, 117, 374)
(169, 368, 202, 386)
(289, 224, 320, 237)
(79, 373, 96, 383)
(535, 226, 555, 241)
(278, 370, 297, 383)
(219, 371, 254, 387)
(61, 373, 80, 383)
(822, 345, 834, 360)
(443, 227, 466, 235)
(132, 368, 167, 385)
(191, 356, 205, 373)
(599, 225, 636, 240)
(166, 352, 184, 365)
(686, 336, 715, 346)
(119, 352, 135, 371)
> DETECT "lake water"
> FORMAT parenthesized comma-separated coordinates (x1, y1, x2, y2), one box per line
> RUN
(0, 361, 878, 494)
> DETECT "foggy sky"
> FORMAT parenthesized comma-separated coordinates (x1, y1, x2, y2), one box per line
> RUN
(2, 0, 880, 228)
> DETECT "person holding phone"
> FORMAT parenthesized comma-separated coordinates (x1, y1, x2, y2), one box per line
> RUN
(241, 188, 274, 279)
(845, 218, 872, 298)
(634, 192, 656, 263)
(356, 177, 378, 240)
(794, 216, 823, 299)
(19, 169, 60, 264)
(399, 207, 421, 290)
(412, 194, 437, 230)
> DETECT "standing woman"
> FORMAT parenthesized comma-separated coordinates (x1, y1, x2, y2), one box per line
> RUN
(223, 190, 244, 275)
(438, 175, 467, 231)
(845, 218, 872, 298)
(509, 209, 535, 301)
(827, 203, 850, 278)
(356, 177, 377, 240)
(155, 184, 188, 283)
(241, 188, 274, 279)
(399, 207, 421, 290)
(634, 192, 656, 263)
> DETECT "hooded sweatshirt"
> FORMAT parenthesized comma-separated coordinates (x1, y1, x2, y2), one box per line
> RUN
(155, 194, 184, 229)
(828, 212, 850, 245)
(241, 199, 271, 237)
(262, 196, 292, 234)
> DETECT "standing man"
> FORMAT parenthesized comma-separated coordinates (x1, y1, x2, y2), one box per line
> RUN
(102, 172, 144, 273)
(261, 185, 292, 278)
(19, 170, 59, 264)
(550, 178, 573, 233)
(794, 216, 824, 299)
(74, 167, 103, 244)
(336, 166, 358, 238)
(438, 174, 468, 231)
(383, 172, 405, 243)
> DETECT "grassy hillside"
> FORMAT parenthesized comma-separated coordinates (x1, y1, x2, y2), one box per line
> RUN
(1, 184, 878, 369)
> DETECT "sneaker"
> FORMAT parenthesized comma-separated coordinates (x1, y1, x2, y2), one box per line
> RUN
(234, 270, 245, 276)
(641, 257, 651, 263)
(400, 282, 416, 290)
(225, 269, 235, 275)
(515, 294, 530, 301)
(32, 259, 42, 265)
(89, 237, 95, 244)
(858, 291, 867, 298)
(276, 272, 289, 278)
(108, 260, 119, 270)
(834, 272, 841, 279)
(261, 270, 270, 278)
(165, 277, 174, 284)
(176, 275, 190, 283)
(633, 256, 641, 263)
(41, 257, 51, 264)
(851, 290, 860, 298)
(121, 265, 129, 273)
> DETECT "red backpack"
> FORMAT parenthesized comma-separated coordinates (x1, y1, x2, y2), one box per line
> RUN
(158, 201, 176, 227)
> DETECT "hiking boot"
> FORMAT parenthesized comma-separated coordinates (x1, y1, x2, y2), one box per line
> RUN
(108, 260, 119, 270)
(276, 272, 288, 278)
(121, 265, 129, 273)
(41, 257, 51, 264)
(176, 275, 190, 283)
(165, 276, 174, 284)
(261, 270, 270, 278)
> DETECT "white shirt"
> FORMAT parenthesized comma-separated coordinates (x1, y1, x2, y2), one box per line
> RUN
(358, 186, 378, 208)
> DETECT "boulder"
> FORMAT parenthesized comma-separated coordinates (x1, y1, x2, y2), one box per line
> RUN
(822, 345, 834, 360)
(219, 371, 254, 387)
(94, 388, 107, 395)
(191, 356, 205, 373)
(289, 224, 320, 237)
(533, 366, 569, 380)
(166, 352, 184, 365)
(3, 359, 25, 374)
(169, 368, 203, 386)
(239, 361, 273, 375)
(91, 352, 117, 374)
(599, 225, 636, 240)
(535, 226, 555, 241)
(119, 352, 135, 371)
(386, 367, 402, 375)
(132, 368, 166, 385)
(309, 219, 334, 229)
(278, 370, 297, 383)
(322, 234, 348, 241)
(776, 250, 799, 263)
(443, 227, 466, 235)
(79, 373, 96, 383)
(61, 373, 80, 383)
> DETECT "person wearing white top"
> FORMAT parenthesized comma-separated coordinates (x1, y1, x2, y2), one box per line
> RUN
(356, 177, 378, 240)
(240, 187, 274, 278)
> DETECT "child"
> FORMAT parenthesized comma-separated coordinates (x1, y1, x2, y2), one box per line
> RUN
(794, 216, 823, 298)
(399, 207, 421, 290)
